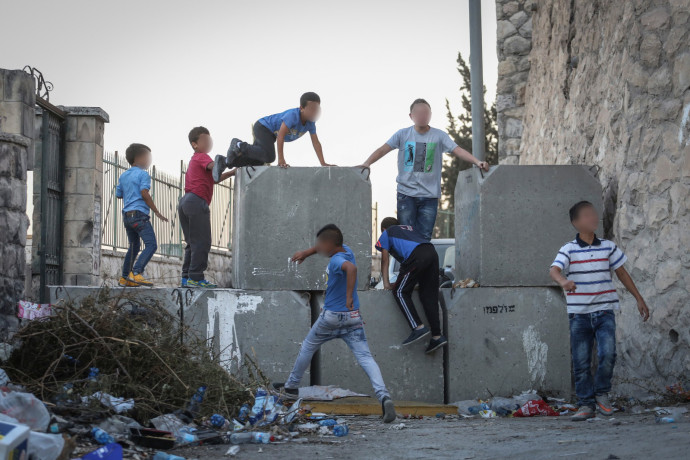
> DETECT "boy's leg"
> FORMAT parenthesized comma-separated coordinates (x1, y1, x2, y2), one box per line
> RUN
(392, 254, 425, 332)
(569, 313, 596, 409)
(122, 220, 141, 278)
(178, 198, 191, 279)
(229, 122, 277, 167)
(396, 192, 416, 228)
(341, 320, 390, 402)
(131, 213, 158, 275)
(413, 197, 438, 241)
(179, 194, 212, 281)
(284, 311, 337, 389)
(593, 310, 616, 414)
(416, 245, 442, 337)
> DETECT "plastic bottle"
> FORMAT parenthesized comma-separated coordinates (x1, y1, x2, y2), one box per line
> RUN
(176, 426, 199, 446)
(152, 453, 186, 460)
(91, 427, 115, 444)
(468, 402, 491, 415)
(656, 416, 675, 423)
(318, 419, 337, 427)
(185, 386, 207, 419)
(249, 389, 268, 424)
(230, 432, 271, 444)
(238, 404, 250, 422)
(333, 425, 349, 437)
(210, 414, 229, 429)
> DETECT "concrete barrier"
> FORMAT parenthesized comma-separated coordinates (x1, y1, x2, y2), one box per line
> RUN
(455, 165, 603, 286)
(317, 290, 445, 404)
(232, 166, 372, 291)
(442, 287, 571, 401)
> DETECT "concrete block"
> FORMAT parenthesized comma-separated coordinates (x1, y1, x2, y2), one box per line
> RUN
(455, 165, 603, 286)
(2, 70, 35, 105)
(232, 167, 372, 290)
(63, 194, 95, 221)
(64, 142, 96, 169)
(318, 290, 444, 403)
(443, 287, 571, 401)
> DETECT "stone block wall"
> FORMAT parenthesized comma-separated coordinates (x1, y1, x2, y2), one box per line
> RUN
(494, 0, 689, 391)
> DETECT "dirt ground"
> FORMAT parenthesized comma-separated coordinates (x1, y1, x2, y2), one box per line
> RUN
(174, 407, 689, 460)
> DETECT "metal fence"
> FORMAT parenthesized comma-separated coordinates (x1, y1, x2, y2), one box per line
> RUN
(434, 209, 454, 239)
(101, 151, 232, 258)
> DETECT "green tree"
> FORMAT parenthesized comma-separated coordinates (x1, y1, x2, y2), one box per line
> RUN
(434, 52, 498, 238)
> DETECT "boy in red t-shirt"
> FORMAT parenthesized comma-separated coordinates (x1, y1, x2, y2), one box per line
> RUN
(178, 126, 235, 287)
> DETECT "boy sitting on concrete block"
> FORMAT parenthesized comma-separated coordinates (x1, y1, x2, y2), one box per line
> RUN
(273, 224, 397, 423)
(550, 201, 649, 421)
(376, 217, 447, 353)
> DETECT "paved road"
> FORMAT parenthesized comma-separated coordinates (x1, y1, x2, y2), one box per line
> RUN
(175, 408, 689, 459)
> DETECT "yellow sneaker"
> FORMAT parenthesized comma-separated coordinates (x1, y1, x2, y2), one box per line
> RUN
(128, 272, 153, 287)
(118, 277, 138, 287)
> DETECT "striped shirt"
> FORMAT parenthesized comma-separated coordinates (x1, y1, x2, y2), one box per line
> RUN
(551, 234, 627, 314)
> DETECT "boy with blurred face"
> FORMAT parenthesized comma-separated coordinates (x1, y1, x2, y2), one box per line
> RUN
(550, 201, 649, 421)
(272, 224, 397, 424)
(358, 98, 490, 241)
(212, 92, 333, 180)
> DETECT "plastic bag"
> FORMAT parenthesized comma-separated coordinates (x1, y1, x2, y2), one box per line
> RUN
(28, 432, 65, 460)
(0, 390, 51, 431)
(512, 400, 560, 417)
(80, 442, 123, 460)
(453, 400, 479, 416)
(490, 397, 521, 416)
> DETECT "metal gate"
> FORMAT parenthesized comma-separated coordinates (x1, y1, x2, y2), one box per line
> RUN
(36, 98, 66, 302)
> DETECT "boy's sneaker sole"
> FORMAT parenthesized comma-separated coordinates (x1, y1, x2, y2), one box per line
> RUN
(226, 138, 242, 168)
(212, 155, 227, 183)
(272, 382, 299, 399)
(382, 397, 396, 423)
(425, 336, 448, 354)
(571, 408, 595, 421)
(402, 327, 430, 346)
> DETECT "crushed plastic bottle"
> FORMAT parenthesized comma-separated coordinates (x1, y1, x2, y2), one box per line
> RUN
(284, 398, 303, 424)
(333, 425, 349, 437)
(238, 404, 250, 422)
(186, 386, 206, 419)
(249, 389, 268, 424)
(209, 414, 229, 429)
(318, 419, 337, 427)
(656, 416, 675, 423)
(230, 432, 272, 444)
(468, 402, 491, 415)
(91, 427, 115, 445)
(152, 452, 186, 460)
(176, 426, 199, 446)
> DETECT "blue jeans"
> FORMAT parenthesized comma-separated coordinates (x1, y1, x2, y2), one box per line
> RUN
(569, 310, 617, 408)
(397, 192, 438, 241)
(285, 310, 390, 402)
(122, 211, 158, 277)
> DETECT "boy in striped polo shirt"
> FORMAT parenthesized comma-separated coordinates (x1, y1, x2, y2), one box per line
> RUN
(550, 201, 649, 421)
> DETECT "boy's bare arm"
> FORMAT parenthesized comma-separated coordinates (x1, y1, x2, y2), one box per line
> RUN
(381, 249, 392, 290)
(291, 247, 317, 264)
(550, 266, 576, 292)
(277, 122, 290, 168)
(451, 146, 490, 172)
(357, 144, 393, 169)
(311, 133, 334, 166)
(140, 189, 168, 222)
(614, 266, 650, 321)
(342, 261, 357, 311)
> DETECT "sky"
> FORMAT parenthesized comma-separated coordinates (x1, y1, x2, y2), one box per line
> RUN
(3, 0, 497, 222)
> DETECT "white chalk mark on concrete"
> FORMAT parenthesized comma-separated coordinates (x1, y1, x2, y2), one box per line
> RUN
(522, 325, 548, 386)
(680, 104, 690, 146)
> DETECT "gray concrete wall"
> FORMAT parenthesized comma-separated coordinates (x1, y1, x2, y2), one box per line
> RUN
(443, 287, 571, 401)
(232, 166, 372, 290)
(317, 290, 445, 403)
(455, 165, 603, 286)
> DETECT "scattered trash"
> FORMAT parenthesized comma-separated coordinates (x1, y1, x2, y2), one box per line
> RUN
(98, 415, 142, 439)
(454, 278, 480, 288)
(0, 370, 9, 387)
(152, 452, 186, 460)
(92, 427, 116, 444)
(435, 412, 446, 418)
(27, 431, 66, 460)
(512, 390, 542, 406)
(17, 300, 52, 320)
(296, 385, 369, 401)
(666, 382, 690, 400)
(318, 419, 337, 426)
(86, 392, 135, 414)
(129, 427, 176, 449)
(209, 413, 230, 429)
(226, 445, 241, 456)
(389, 423, 406, 430)
(468, 403, 491, 415)
(490, 397, 521, 416)
(454, 399, 480, 416)
(0, 390, 51, 431)
(333, 424, 349, 437)
(150, 414, 195, 438)
(513, 400, 560, 417)
(230, 432, 271, 444)
(0, 420, 29, 459)
(79, 442, 123, 460)
(479, 410, 497, 418)
(318, 426, 331, 435)
(296, 422, 319, 433)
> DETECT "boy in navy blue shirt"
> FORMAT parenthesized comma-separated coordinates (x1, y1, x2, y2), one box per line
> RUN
(272, 224, 396, 424)
(115, 143, 168, 287)
(212, 92, 334, 181)
(376, 217, 447, 353)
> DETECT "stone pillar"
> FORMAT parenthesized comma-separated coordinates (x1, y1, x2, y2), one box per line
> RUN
(495, 0, 535, 165)
(60, 107, 108, 286)
(0, 69, 34, 340)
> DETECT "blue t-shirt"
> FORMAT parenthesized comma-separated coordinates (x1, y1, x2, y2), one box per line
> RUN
(323, 245, 360, 312)
(258, 108, 316, 142)
(375, 225, 426, 263)
(115, 166, 151, 214)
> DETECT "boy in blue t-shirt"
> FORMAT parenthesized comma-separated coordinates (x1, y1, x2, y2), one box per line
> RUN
(212, 92, 334, 181)
(115, 143, 168, 287)
(272, 224, 396, 424)
(376, 217, 447, 353)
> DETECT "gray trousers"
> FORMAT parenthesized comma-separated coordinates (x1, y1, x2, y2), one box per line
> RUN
(178, 192, 211, 281)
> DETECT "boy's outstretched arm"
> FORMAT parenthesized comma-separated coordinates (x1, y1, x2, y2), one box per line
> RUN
(141, 189, 168, 222)
(614, 266, 650, 321)
(452, 146, 490, 172)
(342, 260, 357, 311)
(357, 144, 393, 169)
(277, 122, 290, 168)
(291, 247, 317, 264)
(381, 249, 393, 290)
(310, 133, 335, 166)
(550, 266, 576, 292)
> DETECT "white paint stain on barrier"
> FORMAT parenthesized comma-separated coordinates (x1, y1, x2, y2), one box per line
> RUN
(522, 325, 548, 386)
(680, 104, 690, 147)
(206, 293, 264, 371)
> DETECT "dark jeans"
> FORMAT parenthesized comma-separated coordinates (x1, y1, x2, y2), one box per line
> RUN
(392, 244, 441, 336)
(122, 210, 157, 277)
(178, 192, 212, 281)
(569, 310, 617, 408)
(397, 192, 438, 241)
(232, 121, 277, 167)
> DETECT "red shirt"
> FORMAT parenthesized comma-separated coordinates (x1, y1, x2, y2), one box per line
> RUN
(185, 152, 214, 204)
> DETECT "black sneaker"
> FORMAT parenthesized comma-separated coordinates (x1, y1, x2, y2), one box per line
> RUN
(382, 396, 396, 423)
(226, 138, 242, 167)
(402, 327, 430, 346)
(272, 382, 299, 399)
(425, 335, 448, 354)
(212, 154, 227, 183)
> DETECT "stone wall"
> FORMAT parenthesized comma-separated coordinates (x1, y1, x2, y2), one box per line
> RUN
(495, 0, 689, 391)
